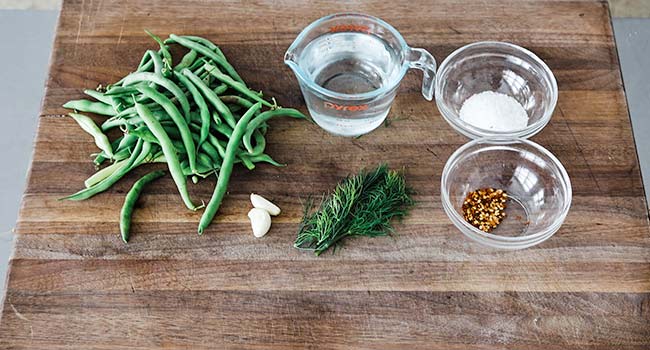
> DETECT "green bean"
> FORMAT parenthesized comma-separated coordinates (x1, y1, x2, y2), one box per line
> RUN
(120, 169, 166, 243)
(182, 69, 236, 129)
(169, 34, 245, 84)
(191, 130, 221, 165)
(245, 153, 285, 167)
(198, 153, 217, 168)
(203, 63, 273, 108)
(64, 99, 115, 116)
(187, 56, 205, 72)
(242, 108, 306, 153)
(146, 49, 164, 76)
(136, 85, 197, 173)
(112, 146, 133, 161)
(122, 72, 191, 118)
(69, 113, 114, 158)
(94, 136, 122, 165)
(175, 70, 210, 145)
(179, 35, 219, 51)
(213, 83, 227, 95)
(188, 123, 225, 161)
(83, 89, 113, 105)
(248, 129, 266, 156)
(239, 154, 255, 170)
(198, 102, 261, 234)
(63, 139, 147, 200)
(84, 158, 125, 188)
(116, 133, 138, 152)
(145, 30, 173, 75)
(128, 127, 158, 143)
(181, 160, 214, 177)
(137, 50, 153, 72)
(219, 95, 254, 109)
(135, 101, 199, 211)
(174, 49, 197, 72)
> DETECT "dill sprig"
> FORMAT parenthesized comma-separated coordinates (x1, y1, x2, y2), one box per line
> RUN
(294, 164, 414, 255)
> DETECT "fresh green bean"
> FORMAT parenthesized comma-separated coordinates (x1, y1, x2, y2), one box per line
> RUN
(122, 72, 191, 118)
(146, 49, 164, 76)
(84, 158, 126, 188)
(135, 101, 199, 210)
(109, 96, 128, 113)
(169, 34, 245, 84)
(181, 160, 214, 177)
(203, 63, 273, 108)
(189, 121, 227, 159)
(94, 136, 122, 165)
(245, 153, 285, 167)
(213, 83, 227, 95)
(239, 154, 255, 170)
(120, 169, 165, 242)
(219, 95, 254, 109)
(64, 99, 115, 116)
(69, 113, 114, 158)
(145, 30, 172, 76)
(63, 139, 147, 200)
(137, 85, 197, 173)
(174, 49, 197, 72)
(248, 129, 266, 156)
(128, 127, 158, 144)
(201, 154, 219, 169)
(137, 50, 153, 72)
(242, 108, 306, 153)
(182, 68, 236, 129)
(83, 89, 113, 105)
(175, 70, 210, 146)
(198, 102, 261, 234)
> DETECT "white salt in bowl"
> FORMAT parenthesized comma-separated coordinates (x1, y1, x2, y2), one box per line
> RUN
(435, 41, 558, 139)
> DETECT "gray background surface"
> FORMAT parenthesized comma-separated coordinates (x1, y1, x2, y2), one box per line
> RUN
(0, 11, 648, 295)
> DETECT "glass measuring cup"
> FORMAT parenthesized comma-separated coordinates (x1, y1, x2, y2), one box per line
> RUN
(285, 13, 437, 137)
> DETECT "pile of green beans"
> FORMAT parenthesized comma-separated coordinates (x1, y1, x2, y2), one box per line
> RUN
(62, 32, 307, 241)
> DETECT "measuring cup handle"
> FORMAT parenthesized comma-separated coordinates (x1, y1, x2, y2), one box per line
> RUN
(407, 48, 437, 101)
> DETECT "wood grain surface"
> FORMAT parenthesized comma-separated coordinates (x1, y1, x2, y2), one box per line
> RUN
(1, 0, 649, 349)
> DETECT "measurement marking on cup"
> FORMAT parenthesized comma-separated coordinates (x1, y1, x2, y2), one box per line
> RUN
(329, 24, 371, 34)
(324, 102, 369, 112)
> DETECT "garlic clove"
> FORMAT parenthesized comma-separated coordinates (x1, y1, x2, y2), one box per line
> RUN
(250, 193, 281, 216)
(247, 208, 272, 238)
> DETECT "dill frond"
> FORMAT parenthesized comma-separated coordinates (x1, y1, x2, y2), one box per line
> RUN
(294, 164, 414, 255)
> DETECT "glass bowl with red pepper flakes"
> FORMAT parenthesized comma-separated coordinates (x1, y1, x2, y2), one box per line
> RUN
(441, 138, 572, 249)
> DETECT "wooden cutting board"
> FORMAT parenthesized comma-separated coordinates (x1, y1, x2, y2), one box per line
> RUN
(1, 0, 649, 348)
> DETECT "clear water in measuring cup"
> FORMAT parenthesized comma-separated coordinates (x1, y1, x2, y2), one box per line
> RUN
(299, 32, 401, 136)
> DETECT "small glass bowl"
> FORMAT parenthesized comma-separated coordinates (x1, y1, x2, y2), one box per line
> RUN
(435, 41, 558, 139)
(441, 138, 572, 249)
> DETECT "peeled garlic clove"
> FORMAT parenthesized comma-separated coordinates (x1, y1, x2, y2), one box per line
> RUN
(250, 193, 281, 216)
(248, 208, 271, 238)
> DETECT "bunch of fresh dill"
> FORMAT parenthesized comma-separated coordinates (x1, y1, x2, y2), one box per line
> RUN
(294, 164, 414, 255)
